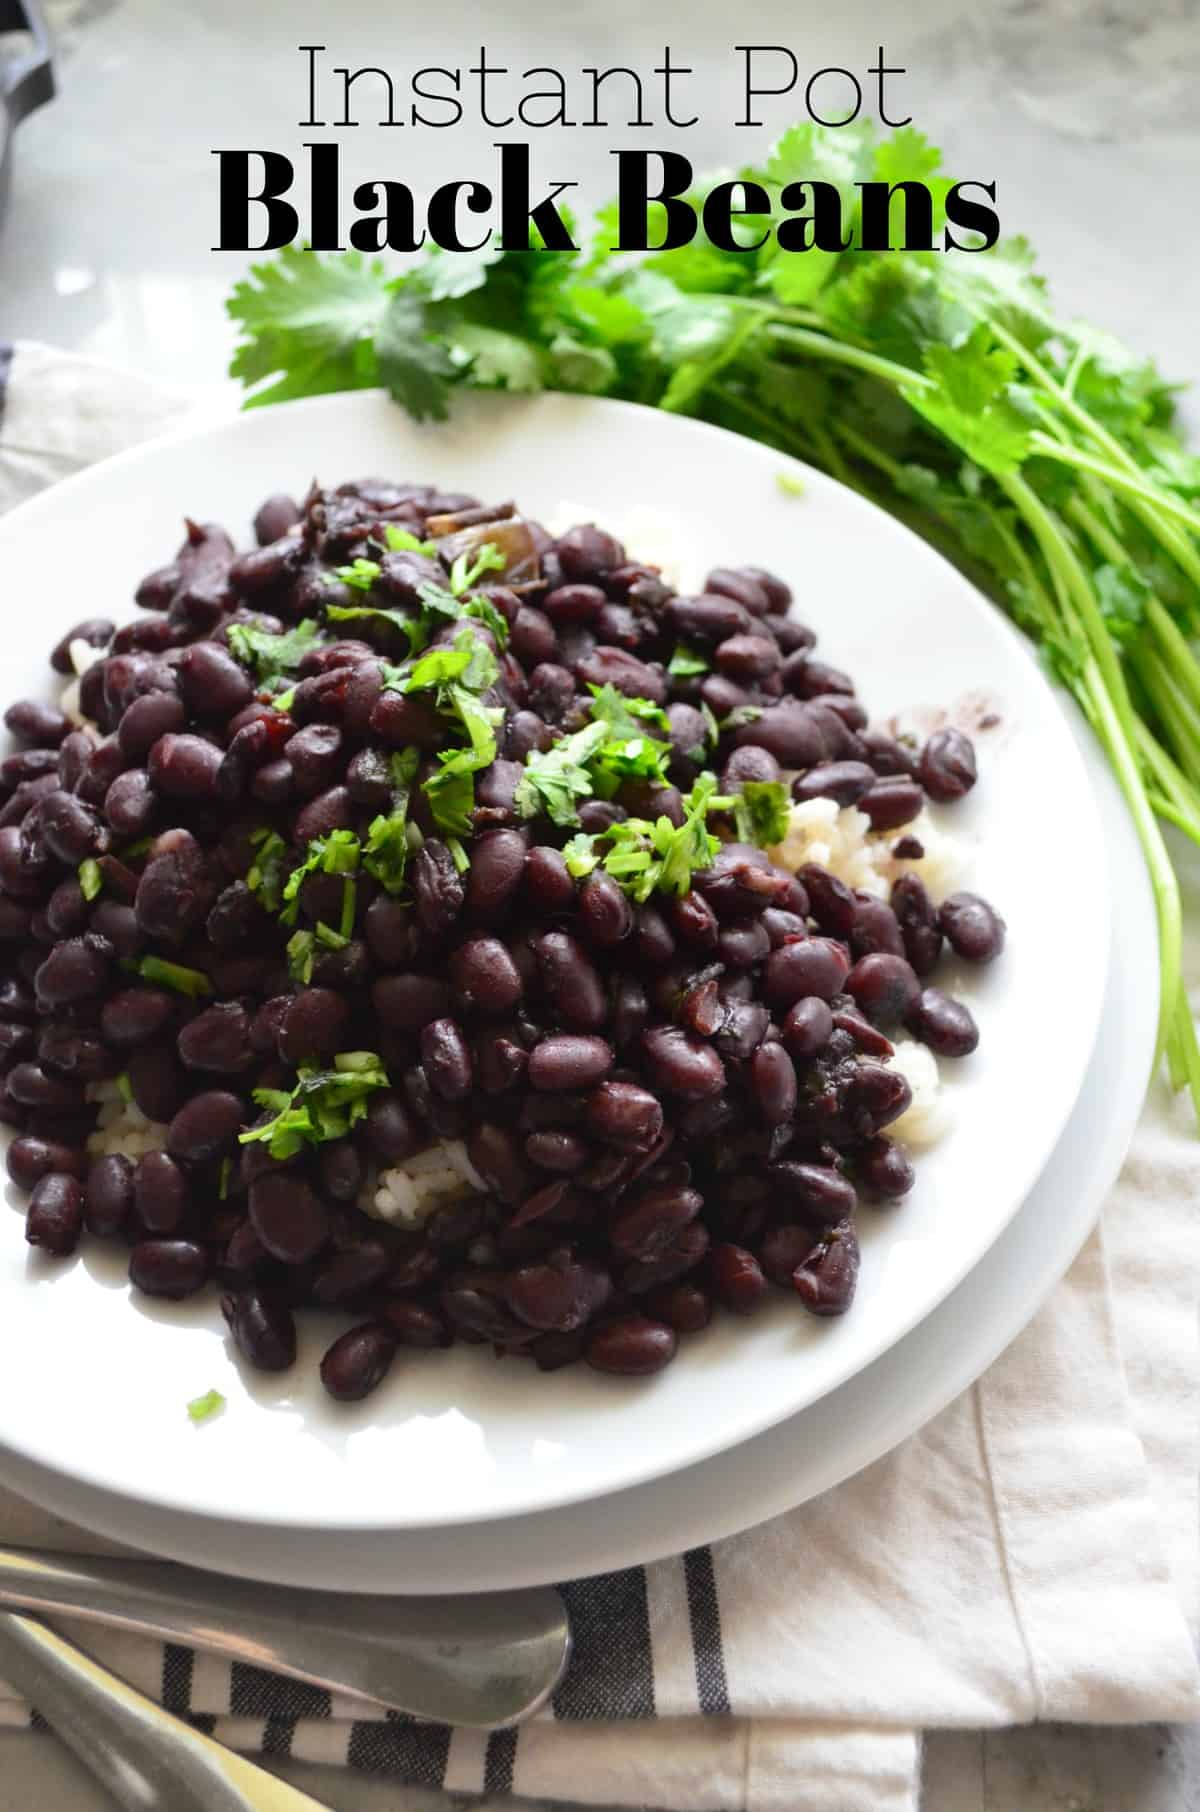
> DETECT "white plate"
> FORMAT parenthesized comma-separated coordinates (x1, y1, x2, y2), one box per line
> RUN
(0, 391, 1108, 1533)
(0, 707, 1145, 1591)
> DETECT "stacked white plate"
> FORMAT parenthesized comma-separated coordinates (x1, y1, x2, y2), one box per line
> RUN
(0, 394, 1143, 1592)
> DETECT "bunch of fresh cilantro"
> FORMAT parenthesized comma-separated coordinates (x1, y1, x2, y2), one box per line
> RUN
(227, 119, 1200, 1121)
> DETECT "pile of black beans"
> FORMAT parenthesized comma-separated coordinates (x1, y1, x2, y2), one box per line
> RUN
(0, 477, 1005, 1400)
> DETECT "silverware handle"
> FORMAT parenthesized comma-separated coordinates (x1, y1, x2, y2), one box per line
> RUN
(0, 1544, 570, 1727)
(0, 1609, 333, 1812)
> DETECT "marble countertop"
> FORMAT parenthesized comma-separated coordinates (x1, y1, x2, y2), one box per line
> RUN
(1, 1, 1198, 1807)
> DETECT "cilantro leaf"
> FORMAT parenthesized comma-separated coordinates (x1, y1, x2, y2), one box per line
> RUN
(732, 779, 792, 847)
(449, 541, 507, 596)
(239, 1052, 390, 1161)
(374, 286, 456, 422)
(279, 829, 361, 927)
(245, 829, 289, 912)
(226, 618, 323, 685)
(227, 247, 392, 409)
(334, 558, 382, 592)
(515, 720, 608, 826)
(78, 858, 103, 902)
(668, 645, 709, 678)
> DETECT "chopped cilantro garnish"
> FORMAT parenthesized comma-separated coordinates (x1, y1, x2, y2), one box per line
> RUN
(721, 704, 764, 731)
(514, 689, 674, 827)
(132, 956, 212, 998)
(78, 858, 103, 902)
(557, 773, 734, 904)
(380, 631, 502, 835)
(449, 540, 506, 596)
(238, 1051, 390, 1160)
(245, 829, 289, 912)
(325, 599, 427, 653)
(339, 875, 357, 940)
(187, 1389, 226, 1424)
(777, 471, 806, 497)
(515, 719, 608, 826)
(668, 645, 709, 678)
(732, 780, 793, 848)
(383, 523, 437, 554)
(446, 835, 470, 874)
(116, 1071, 132, 1104)
(226, 618, 323, 684)
(334, 557, 382, 592)
(286, 928, 315, 984)
(273, 686, 297, 714)
(279, 829, 361, 926)
(218, 1157, 231, 1200)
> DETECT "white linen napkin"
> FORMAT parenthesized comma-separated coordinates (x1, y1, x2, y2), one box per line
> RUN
(0, 339, 1197, 1812)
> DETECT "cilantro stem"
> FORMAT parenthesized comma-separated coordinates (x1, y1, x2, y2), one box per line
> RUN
(767, 323, 927, 392)
(1026, 437, 1200, 537)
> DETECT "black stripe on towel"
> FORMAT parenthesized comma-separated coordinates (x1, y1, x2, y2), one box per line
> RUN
(161, 1642, 194, 1716)
(484, 1726, 518, 1793)
(346, 1719, 451, 1783)
(0, 342, 12, 428)
(552, 1569, 655, 1720)
(230, 1660, 331, 1721)
(683, 1546, 732, 1716)
(262, 1716, 296, 1758)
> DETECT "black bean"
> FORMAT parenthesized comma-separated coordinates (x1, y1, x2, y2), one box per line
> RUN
(856, 1135, 916, 1202)
(277, 989, 350, 1065)
(371, 974, 453, 1036)
(528, 1034, 614, 1092)
(147, 733, 222, 800)
(769, 1161, 857, 1226)
(509, 606, 558, 667)
(253, 493, 300, 545)
(845, 953, 921, 1028)
(130, 1238, 209, 1298)
(43, 879, 87, 940)
(37, 1026, 114, 1082)
(859, 776, 923, 832)
(420, 1018, 474, 1101)
(167, 1091, 244, 1163)
(849, 896, 905, 960)
(365, 1090, 423, 1162)
(449, 936, 524, 1015)
(178, 1003, 253, 1073)
(134, 1151, 190, 1234)
(284, 724, 344, 799)
(586, 1315, 676, 1375)
(50, 617, 114, 675)
(793, 1221, 860, 1316)
(26, 1173, 84, 1255)
(750, 1041, 798, 1125)
(668, 594, 751, 646)
(1, 747, 59, 790)
(919, 727, 977, 802)
(762, 907, 808, 950)
(715, 918, 771, 969)
(319, 1326, 398, 1406)
(411, 839, 464, 939)
(799, 865, 856, 937)
(6, 699, 70, 747)
(84, 1153, 134, 1236)
(906, 987, 979, 1056)
(732, 703, 828, 768)
(556, 522, 625, 580)
(292, 785, 353, 846)
(104, 768, 158, 840)
(126, 1040, 186, 1124)
(578, 870, 634, 948)
(585, 1079, 663, 1151)
(381, 1300, 451, 1348)
(525, 1129, 589, 1173)
(644, 1280, 711, 1334)
(544, 582, 605, 625)
(222, 1289, 296, 1371)
(710, 1243, 769, 1314)
(34, 790, 104, 865)
(523, 845, 575, 915)
(459, 830, 522, 921)
(135, 829, 212, 941)
(34, 938, 110, 1010)
(249, 1172, 330, 1264)
(8, 1136, 85, 1191)
(890, 873, 942, 976)
(641, 1026, 724, 1099)
(721, 747, 781, 793)
(791, 761, 876, 809)
(765, 938, 849, 1009)
(939, 892, 1006, 963)
(100, 987, 174, 1049)
(832, 1006, 894, 1059)
(56, 730, 94, 792)
(841, 1062, 912, 1137)
(534, 930, 607, 1031)
(716, 633, 781, 682)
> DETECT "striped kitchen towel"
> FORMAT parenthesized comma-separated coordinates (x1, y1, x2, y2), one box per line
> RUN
(0, 341, 1198, 1812)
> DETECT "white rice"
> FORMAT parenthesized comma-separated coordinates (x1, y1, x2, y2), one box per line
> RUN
(363, 1139, 484, 1228)
(769, 797, 962, 903)
(85, 1079, 168, 1160)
